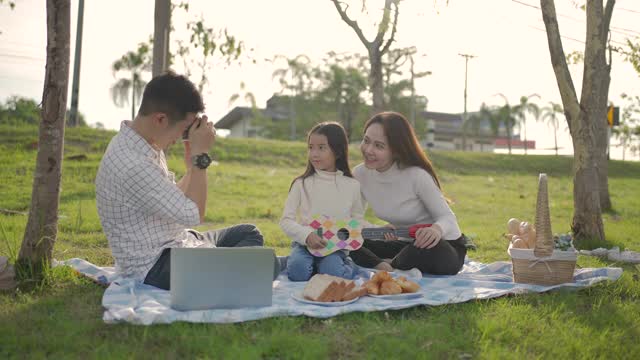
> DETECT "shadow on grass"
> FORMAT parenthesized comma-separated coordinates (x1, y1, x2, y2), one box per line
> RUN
(574, 237, 625, 251)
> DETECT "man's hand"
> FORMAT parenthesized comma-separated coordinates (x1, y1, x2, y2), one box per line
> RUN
(189, 115, 216, 155)
(413, 224, 443, 249)
(305, 232, 327, 250)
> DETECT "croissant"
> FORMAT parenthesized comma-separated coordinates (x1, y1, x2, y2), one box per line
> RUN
(371, 270, 393, 284)
(395, 276, 420, 293)
(379, 280, 403, 295)
(364, 280, 380, 295)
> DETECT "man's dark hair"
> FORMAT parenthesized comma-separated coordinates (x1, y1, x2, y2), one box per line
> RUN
(137, 71, 205, 124)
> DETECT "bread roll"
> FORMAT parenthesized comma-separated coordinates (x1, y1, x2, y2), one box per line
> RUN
(342, 286, 367, 301)
(303, 274, 357, 302)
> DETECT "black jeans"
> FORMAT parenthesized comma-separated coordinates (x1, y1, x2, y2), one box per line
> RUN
(350, 235, 469, 275)
(143, 224, 268, 290)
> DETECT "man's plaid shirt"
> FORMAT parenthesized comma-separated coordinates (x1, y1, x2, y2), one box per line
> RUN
(96, 121, 204, 279)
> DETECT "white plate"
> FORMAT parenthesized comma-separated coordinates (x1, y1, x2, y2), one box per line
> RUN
(291, 292, 360, 306)
(368, 292, 423, 300)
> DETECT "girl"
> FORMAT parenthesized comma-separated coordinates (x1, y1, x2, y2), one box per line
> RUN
(349, 112, 469, 275)
(280, 122, 364, 281)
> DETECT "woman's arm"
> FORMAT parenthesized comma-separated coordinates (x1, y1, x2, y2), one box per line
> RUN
(414, 169, 462, 239)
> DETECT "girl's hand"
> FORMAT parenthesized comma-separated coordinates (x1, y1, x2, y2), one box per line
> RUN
(413, 224, 443, 249)
(306, 232, 327, 250)
(383, 223, 398, 241)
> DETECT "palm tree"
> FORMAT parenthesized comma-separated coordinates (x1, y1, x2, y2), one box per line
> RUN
(111, 41, 151, 120)
(497, 104, 517, 155)
(317, 58, 367, 140)
(228, 81, 257, 109)
(541, 101, 564, 156)
(513, 94, 540, 155)
(271, 54, 312, 140)
(464, 103, 494, 151)
(494, 94, 518, 155)
(228, 81, 259, 137)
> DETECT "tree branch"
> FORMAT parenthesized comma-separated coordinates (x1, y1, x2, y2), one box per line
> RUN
(380, 0, 400, 55)
(331, 0, 370, 47)
(603, 0, 616, 67)
(540, 0, 580, 118)
(603, 0, 615, 38)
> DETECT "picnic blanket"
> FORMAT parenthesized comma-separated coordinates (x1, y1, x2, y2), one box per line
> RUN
(56, 258, 622, 325)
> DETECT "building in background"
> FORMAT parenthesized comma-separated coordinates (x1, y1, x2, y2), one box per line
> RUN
(217, 98, 534, 152)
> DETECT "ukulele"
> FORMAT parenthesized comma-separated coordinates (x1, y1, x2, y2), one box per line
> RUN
(307, 214, 432, 257)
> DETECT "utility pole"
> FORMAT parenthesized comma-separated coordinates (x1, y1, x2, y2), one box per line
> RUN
(458, 53, 476, 151)
(68, 0, 84, 127)
(152, 0, 171, 78)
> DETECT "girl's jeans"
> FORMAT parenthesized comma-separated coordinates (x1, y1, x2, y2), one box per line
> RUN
(286, 242, 357, 281)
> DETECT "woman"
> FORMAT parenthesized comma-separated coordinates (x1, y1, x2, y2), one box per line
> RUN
(349, 112, 468, 275)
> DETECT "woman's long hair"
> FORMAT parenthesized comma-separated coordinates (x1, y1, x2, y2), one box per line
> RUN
(289, 121, 353, 191)
(364, 111, 442, 189)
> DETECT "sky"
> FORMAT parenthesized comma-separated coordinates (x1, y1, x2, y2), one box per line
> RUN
(1, 0, 639, 160)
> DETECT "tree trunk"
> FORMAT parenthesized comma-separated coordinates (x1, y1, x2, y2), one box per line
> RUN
(507, 123, 513, 155)
(523, 122, 528, 154)
(345, 108, 353, 142)
(540, 0, 613, 243)
(131, 73, 136, 120)
(369, 47, 385, 114)
(331, 0, 399, 116)
(461, 123, 467, 152)
(152, 0, 171, 78)
(571, 117, 605, 241)
(582, 1, 612, 212)
(289, 92, 296, 140)
(554, 126, 558, 155)
(18, 0, 70, 270)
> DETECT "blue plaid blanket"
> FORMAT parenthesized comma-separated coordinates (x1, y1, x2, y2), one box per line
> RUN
(57, 258, 622, 325)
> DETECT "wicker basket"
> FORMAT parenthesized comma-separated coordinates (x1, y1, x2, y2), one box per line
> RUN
(508, 173, 577, 286)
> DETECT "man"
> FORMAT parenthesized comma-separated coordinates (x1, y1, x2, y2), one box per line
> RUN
(96, 72, 280, 290)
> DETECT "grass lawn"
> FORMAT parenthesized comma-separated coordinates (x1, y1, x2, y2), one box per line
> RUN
(1, 125, 639, 359)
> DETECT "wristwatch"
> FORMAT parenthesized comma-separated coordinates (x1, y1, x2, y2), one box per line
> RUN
(191, 153, 212, 169)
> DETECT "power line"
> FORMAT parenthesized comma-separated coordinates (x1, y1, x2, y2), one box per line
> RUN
(0, 52, 43, 61)
(510, 0, 640, 38)
(610, 26, 640, 37)
(0, 75, 42, 83)
(511, 0, 537, 10)
(619, 7, 640, 15)
(0, 40, 42, 49)
(529, 25, 633, 56)
(529, 25, 585, 45)
(511, 0, 640, 35)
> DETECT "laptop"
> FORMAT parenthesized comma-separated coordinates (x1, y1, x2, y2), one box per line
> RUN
(170, 247, 275, 311)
